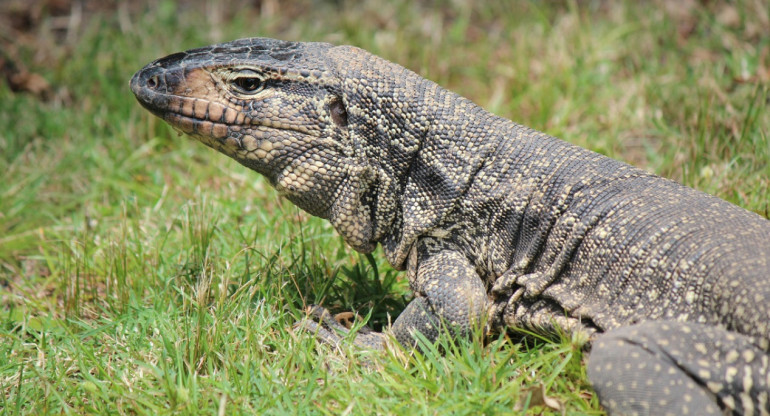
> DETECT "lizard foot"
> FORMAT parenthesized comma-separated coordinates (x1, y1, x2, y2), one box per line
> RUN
(293, 305, 388, 350)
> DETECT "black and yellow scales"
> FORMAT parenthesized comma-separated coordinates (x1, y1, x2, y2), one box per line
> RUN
(131, 37, 769, 415)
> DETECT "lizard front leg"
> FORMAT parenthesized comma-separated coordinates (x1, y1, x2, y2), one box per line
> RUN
(297, 238, 488, 351)
(390, 238, 489, 348)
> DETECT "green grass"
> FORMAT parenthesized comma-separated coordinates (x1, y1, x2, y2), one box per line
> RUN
(1, 0, 768, 414)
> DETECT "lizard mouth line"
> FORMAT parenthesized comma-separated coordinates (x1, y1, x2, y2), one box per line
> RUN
(161, 109, 321, 142)
(162, 111, 232, 140)
(132, 82, 318, 138)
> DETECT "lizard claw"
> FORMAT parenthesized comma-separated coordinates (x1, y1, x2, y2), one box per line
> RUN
(293, 305, 387, 350)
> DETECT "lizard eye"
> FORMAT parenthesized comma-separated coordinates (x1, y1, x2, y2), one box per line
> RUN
(232, 76, 264, 94)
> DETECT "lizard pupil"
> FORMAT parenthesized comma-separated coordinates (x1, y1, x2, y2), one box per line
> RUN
(234, 77, 262, 93)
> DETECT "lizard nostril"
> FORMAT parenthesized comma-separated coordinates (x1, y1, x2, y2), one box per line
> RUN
(147, 75, 159, 89)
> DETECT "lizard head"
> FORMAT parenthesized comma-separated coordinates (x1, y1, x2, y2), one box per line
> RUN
(130, 38, 377, 252)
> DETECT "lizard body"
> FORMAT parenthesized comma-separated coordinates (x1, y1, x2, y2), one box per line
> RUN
(131, 38, 770, 415)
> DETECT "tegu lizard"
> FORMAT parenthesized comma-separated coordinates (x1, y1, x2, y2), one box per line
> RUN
(131, 37, 770, 415)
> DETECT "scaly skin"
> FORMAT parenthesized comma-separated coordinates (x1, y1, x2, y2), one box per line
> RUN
(131, 38, 770, 415)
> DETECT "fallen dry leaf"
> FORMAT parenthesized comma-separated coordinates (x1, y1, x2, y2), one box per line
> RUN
(514, 382, 565, 415)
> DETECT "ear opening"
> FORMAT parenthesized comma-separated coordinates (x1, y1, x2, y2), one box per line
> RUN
(329, 96, 348, 127)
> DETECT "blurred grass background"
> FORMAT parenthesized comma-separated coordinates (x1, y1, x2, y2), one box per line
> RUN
(1, 0, 768, 414)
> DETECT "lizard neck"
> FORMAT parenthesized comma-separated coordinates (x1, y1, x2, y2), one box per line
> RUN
(330, 45, 499, 268)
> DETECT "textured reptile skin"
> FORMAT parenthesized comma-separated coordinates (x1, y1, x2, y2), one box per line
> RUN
(131, 38, 770, 415)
